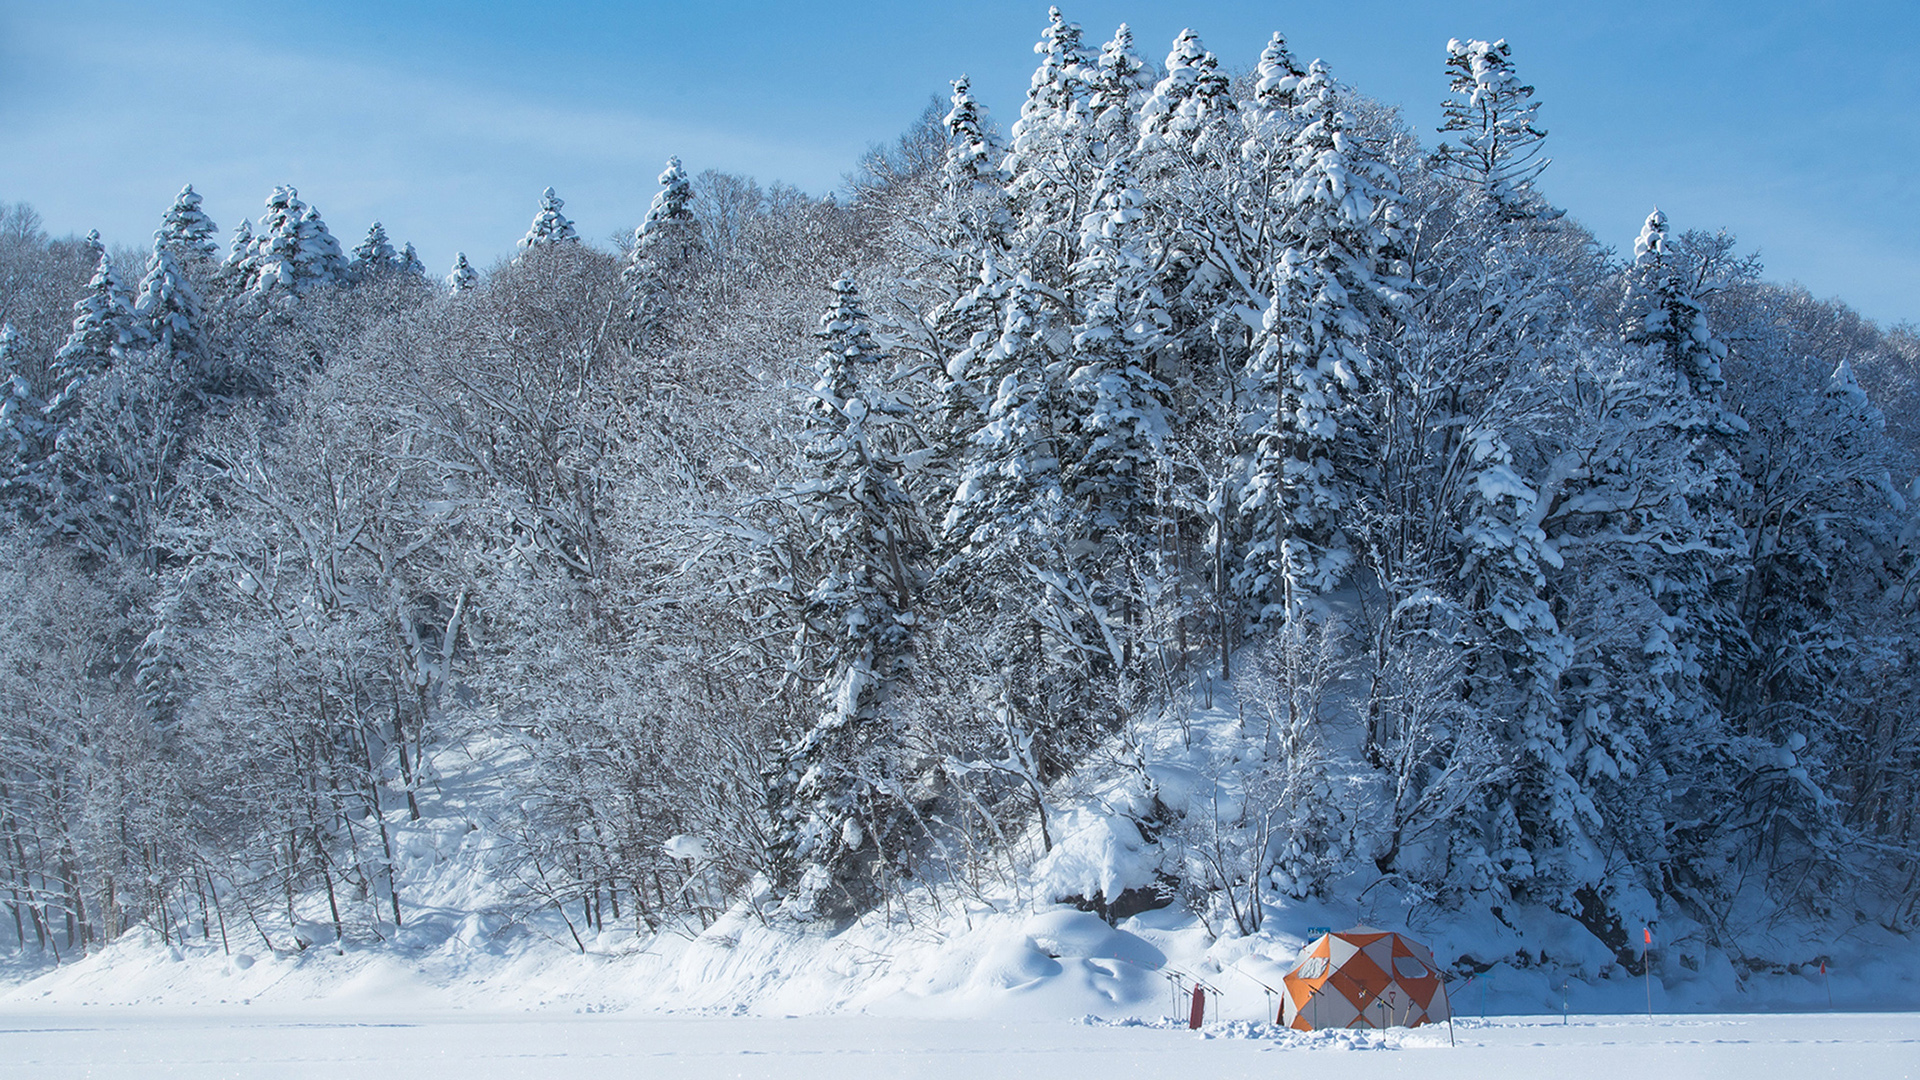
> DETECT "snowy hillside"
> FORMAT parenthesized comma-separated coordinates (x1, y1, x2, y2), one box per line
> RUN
(6, 668, 1914, 1019)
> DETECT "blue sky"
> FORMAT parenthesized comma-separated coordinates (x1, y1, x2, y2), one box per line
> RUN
(2, 1, 1914, 325)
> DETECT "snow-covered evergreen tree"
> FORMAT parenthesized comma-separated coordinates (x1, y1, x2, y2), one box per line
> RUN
(1085, 24, 1152, 163)
(348, 222, 400, 282)
(1061, 146, 1176, 669)
(1251, 31, 1306, 117)
(923, 77, 1017, 468)
(238, 186, 346, 296)
(518, 187, 580, 251)
(1237, 30, 1307, 204)
(1624, 208, 1728, 404)
(1237, 61, 1406, 618)
(1134, 26, 1252, 381)
(47, 234, 147, 424)
(939, 75, 1010, 256)
(1432, 38, 1554, 222)
(945, 267, 1129, 675)
(248, 186, 304, 294)
(1003, 7, 1092, 287)
(445, 252, 479, 295)
(1015, 7, 1090, 148)
(1520, 219, 1750, 914)
(35, 236, 189, 562)
(216, 218, 255, 294)
(639, 158, 698, 261)
(397, 242, 427, 281)
(296, 206, 348, 285)
(623, 158, 702, 337)
(135, 234, 204, 383)
(157, 184, 219, 264)
(944, 274, 1070, 569)
(0, 322, 48, 510)
(1137, 28, 1235, 163)
(1621, 218, 1746, 779)
(1065, 147, 1172, 556)
(1399, 34, 1583, 897)
(769, 278, 920, 920)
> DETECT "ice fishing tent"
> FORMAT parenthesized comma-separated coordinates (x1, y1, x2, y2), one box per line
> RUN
(1279, 926, 1451, 1030)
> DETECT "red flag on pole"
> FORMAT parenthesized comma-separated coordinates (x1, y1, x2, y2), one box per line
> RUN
(1643, 927, 1652, 945)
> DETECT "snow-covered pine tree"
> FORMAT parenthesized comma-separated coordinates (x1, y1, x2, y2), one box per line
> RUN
(623, 157, 702, 343)
(1240, 31, 1306, 178)
(1063, 145, 1177, 671)
(1251, 32, 1306, 118)
(1136, 28, 1236, 164)
(946, 265, 1129, 668)
(518, 187, 581, 251)
(397, 242, 427, 281)
(1416, 31, 1569, 461)
(1085, 24, 1153, 164)
(636, 158, 699, 271)
(1622, 214, 1746, 761)
(47, 233, 147, 426)
(1445, 416, 1574, 900)
(1447, 407, 1571, 897)
(157, 184, 220, 265)
(135, 233, 205, 386)
(1632, 227, 1877, 906)
(1003, 7, 1092, 289)
(295, 206, 348, 286)
(1432, 38, 1555, 223)
(1132, 26, 1253, 393)
(215, 218, 255, 294)
(1065, 149, 1173, 565)
(939, 76, 1010, 256)
(245, 186, 305, 295)
(924, 77, 1015, 461)
(940, 267, 1130, 801)
(445, 252, 479, 295)
(39, 235, 192, 563)
(1624, 209, 1729, 405)
(0, 323, 49, 511)
(769, 277, 921, 920)
(1237, 61, 1406, 620)
(896, 107, 1021, 588)
(943, 273, 1070, 571)
(1513, 222, 1749, 921)
(240, 186, 345, 297)
(1402, 33, 1583, 897)
(1015, 7, 1091, 151)
(348, 222, 400, 283)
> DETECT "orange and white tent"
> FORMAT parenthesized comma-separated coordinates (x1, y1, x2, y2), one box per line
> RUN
(1278, 926, 1451, 1030)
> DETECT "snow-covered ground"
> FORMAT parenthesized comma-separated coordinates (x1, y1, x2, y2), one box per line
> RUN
(0, 1009, 1916, 1079)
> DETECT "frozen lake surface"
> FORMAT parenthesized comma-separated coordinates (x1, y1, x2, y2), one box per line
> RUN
(1, 1009, 1916, 1079)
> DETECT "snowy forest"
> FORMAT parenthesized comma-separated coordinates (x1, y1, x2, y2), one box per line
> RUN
(2, 9, 1918, 976)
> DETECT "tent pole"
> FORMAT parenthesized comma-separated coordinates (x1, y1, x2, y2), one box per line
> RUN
(1642, 928, 1653, 1024)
